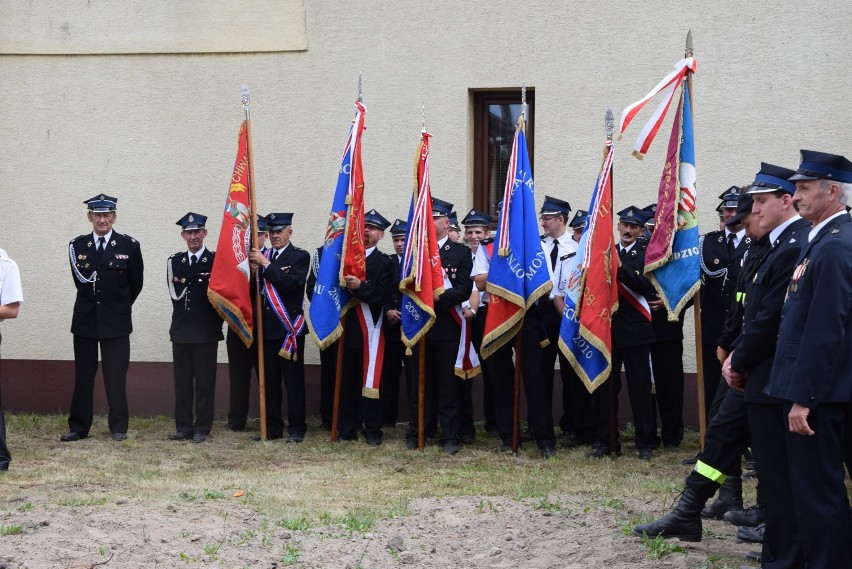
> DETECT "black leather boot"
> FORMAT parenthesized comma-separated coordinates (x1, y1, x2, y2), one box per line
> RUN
(700, 475, 743, 519)
(633, 487, 704, 542)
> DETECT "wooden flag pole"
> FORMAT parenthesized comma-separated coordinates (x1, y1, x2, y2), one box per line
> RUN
(330, 325, 346, 442)
(604, 106, 620, 458)
(417, 338, 426, 450)
(683, 30, 707, 450)
(242, 85, 268, 441)
(511, 329, 523, 454)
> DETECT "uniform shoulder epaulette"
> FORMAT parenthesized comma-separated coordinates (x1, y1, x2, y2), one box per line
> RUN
(168, 252, 180, 259)
(540, 234, 547, 241)
(481, 237, 495, 245)
(72, 234, 88, 243)
(701, 229, 723, 239)
(559, 252, 576, 261)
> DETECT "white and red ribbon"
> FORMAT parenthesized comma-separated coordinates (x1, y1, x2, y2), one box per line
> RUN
(264, 250, 306, 360)
(617, 281, 652, 322)
(356, 302, 385, 398)
(619, 57, 696, 158)
(450, 306, 481, 379)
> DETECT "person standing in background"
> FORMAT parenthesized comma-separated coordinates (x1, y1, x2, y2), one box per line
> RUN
(0, 247, 23, 471)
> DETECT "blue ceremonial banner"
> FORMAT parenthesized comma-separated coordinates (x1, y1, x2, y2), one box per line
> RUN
(644, 82, 700, 318)
(305, 104, 367, 349)
(481, 120, 552, 358)
(558, 141, 619, 392)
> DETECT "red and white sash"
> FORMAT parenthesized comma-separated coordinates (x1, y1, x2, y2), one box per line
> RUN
(449, 306, 481, 379)
(617, 282, 652, 322)
(264, 250, 305, 360)
(356, 302, 385, 398)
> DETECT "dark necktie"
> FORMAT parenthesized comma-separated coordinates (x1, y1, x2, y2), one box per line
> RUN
(272, 250, 280, 263)
(190, 254, 197, 267)
(727, 234, 736, 256)
(97, 236, 105, 254)
(550, 238, 559, 270)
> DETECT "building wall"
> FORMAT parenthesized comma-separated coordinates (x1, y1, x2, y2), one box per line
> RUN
(1, 0, 849, 382)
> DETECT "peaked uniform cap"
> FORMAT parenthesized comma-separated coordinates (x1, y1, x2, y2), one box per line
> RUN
(364, 209, 391, 230)
(725, 193, 754, 227)
(84, 194, 118, 212)
(265, 212, 294, 230)
(540, 195, 571, 215)
(176, 212, 207, 230)
(569, 210, 588, 228)
(449, 212, 461, 231)
(462, 209, 491, 227)
(747, 163, 797, 195)
(789, 150, 852, 184)
(431, 198, 454, 217)
(617, 206, 650, 226)
(390, 219, 408, 235)
(717, 186, 741, 209)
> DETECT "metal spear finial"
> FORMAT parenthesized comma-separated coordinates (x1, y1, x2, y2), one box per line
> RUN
(241, 84, 251, 119)
(605, 106, 615, 141)
(521, 83, 527, 122)
(357, 71, 363, 103)
(685, 30, 694, 58)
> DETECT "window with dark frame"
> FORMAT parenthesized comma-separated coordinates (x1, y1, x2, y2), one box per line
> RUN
(472, 89, 535, 224)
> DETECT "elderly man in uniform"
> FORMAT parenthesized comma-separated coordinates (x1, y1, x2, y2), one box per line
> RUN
(337, 209, 394, 444)
(167, 213, 224, 443)
(404, 198, 472, 454)
(0, 246, 23, 471)
(225, 214, 268, 432)
(589, 206, 658, 459)
(62, 195, 144, 442)
(763, 150, 852, 569)
(248, 213, 310, 442)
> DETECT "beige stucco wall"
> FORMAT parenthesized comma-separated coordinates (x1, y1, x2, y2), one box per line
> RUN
(1, 1, 849, 371)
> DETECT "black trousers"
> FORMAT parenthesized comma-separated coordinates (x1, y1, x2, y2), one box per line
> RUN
(594, 344, 658, 450)
(702, 343, 723, 419)
(225, 328, 259, 429)
(471, 308, 495, 432)
(0, 333, 9, 469)
(172, 342, 219, 435)
(784, 402, 852, 569)
(69, 335, 130, 435)
(521, 313, 556, 450)
(488, 337, 517, 447)
(380, 327, 407, 426)
(684, 387, 746, 497)
(338, 346, 383, 441)
(319, 341, 338, 429)
(651, 339, 685, 446)
(262, 336, 307, 438)
(748, 402, 804, 569)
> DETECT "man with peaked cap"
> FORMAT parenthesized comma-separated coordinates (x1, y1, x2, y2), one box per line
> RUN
(641, 203, 657, 240)
(404, 197, 473, 454)
(695, 186, 751, 436)
(717, 162, 812, 568)
(61, 195, 144, 442)
(225, 214, 268, 432)
(0, 246, 23, 470)
(568, 210, 588, 243)
(167, 213, 224, 443)
(461, 209, 495, 437)
(763, 150, 852, 568)
(448, 212, 461, 243)
(337, 209, 394, 444)
(248, 212, 310, 442)
(589, 206, 658, 459)
(379, 218, 409, 427)
(634, 188, 773, 544)
(537, 195, 588, 453)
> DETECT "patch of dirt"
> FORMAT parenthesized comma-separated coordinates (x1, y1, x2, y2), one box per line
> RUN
(0, 494, 754, 568)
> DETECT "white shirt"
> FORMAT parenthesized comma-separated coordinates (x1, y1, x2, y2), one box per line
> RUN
(808, 210, 848, 242)
(724, 228, 745, 249)
(0, 248, 24, 313)
(769, 215, 802, 247)
(187, 245, 207, 264)
(543, 229, 578, 298)
(92, 230, 113, 248)
(620, 240, 637, 254)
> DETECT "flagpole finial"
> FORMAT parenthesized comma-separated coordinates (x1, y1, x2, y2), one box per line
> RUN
(605, 106, 615, 140)
(241, 84, 251, 119)
(357, 71, 363, 103)
(521, 83, 527, 122)
(685, 30, 693, 58)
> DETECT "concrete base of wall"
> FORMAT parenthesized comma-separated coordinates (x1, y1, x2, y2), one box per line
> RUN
(1, 359, 702, 429)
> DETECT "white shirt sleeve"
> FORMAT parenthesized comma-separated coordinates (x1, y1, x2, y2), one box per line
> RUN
(0, 255, 23, 306)
(472, 246, 490, 277)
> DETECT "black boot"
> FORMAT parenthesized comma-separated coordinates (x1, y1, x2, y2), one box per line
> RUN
(633, 487, 704, 542)
(700, 476, 743, 519)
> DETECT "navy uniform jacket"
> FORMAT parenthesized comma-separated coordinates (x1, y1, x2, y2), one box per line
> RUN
(426, 240, 473, 342)
(614, 241, 656, 348)
(699, 230, 750, 344)
(765, 214, 852, 407)
(259, 244, 310, 342)
(729, 218, 810, 404)
(718, 239, 770, 352)
(69, 231, 144, 339)
(343, 249, 394, 349)
(167, 250, 224, 343)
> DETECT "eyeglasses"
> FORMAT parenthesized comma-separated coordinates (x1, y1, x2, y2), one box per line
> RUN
(539, 215, 558, 222)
